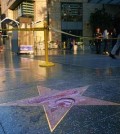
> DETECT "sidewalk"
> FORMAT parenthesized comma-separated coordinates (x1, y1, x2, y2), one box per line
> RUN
(0, 50, 120, 134)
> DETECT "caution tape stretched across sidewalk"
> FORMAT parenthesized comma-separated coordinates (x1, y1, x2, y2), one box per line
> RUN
(49, 26, 120, 40)
(49, 26, 82, 38)
(0, 27, 45, 31)
(0, 26, 119, 40)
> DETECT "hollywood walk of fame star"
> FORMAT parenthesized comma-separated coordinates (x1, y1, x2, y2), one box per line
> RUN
(0, 85, 119, 132)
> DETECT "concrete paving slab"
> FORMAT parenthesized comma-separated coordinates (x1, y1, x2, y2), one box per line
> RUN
(0, 124, 5, 134)
(48, 54, 120, 69)
(0, 50, 120, 134)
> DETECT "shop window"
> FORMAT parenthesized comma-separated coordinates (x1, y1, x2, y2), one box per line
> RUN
(61, 2, 83, 22)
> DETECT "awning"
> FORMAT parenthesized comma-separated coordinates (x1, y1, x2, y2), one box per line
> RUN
(1, 17, 19, 27)
(88, 0, 120, 4)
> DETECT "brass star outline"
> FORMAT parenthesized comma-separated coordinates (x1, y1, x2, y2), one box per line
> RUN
(0, 85, 119, 132)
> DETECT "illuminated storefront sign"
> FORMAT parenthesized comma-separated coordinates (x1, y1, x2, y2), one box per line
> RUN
(20, 45, 34, 54)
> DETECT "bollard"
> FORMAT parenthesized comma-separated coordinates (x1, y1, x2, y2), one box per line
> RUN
(39, 21, 55, 67)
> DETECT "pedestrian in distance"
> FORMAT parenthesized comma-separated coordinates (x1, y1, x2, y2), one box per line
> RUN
(103, 29, 109, 55)
(94, 28, 102, 54)
(111, 28, 117, 48)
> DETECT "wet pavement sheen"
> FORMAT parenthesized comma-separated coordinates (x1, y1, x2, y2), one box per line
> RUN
(0, 50, 120, 134)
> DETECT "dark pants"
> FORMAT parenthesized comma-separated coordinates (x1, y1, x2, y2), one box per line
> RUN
(95, 41, 101, 54)
(103, 39, 108, 52)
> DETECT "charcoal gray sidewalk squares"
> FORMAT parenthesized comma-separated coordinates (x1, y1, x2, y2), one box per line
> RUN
(0, 50, 120, 134)
(0, 124, 5, 134)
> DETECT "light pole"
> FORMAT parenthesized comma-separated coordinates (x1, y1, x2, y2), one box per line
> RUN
(1, 17, 19, 27)
(47, 0, 51, 25)
(39, 0, 55, 67)
(0, 17, 19, 53)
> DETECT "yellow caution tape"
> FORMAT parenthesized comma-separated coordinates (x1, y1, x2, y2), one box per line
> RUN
(49, 26, 119, 40)
(0, 27, 45, 31)
(0, 26, 119, 40)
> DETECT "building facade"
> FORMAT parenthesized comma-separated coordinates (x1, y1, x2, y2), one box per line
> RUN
(1, 0, 120, 52)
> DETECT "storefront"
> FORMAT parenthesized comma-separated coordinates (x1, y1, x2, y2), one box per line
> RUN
(1, 0, 120, 53)
(1, 0, 35, 54)
(61, 2, 83, 45)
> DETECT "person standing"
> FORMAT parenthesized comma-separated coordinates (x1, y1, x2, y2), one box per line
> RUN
(111, 28, 117, 48)
(94, 28, 102, 54)
(109, 32, 120, 59)
(103, 29, 109, 54)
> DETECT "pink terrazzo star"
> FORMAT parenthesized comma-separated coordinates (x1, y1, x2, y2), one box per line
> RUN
(0, 86, 119, 132)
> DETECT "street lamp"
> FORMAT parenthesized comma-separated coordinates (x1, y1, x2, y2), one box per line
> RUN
(0, 17, 19, 53)
(1, 17, 19, 27)
(38, 1, 55, 67)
